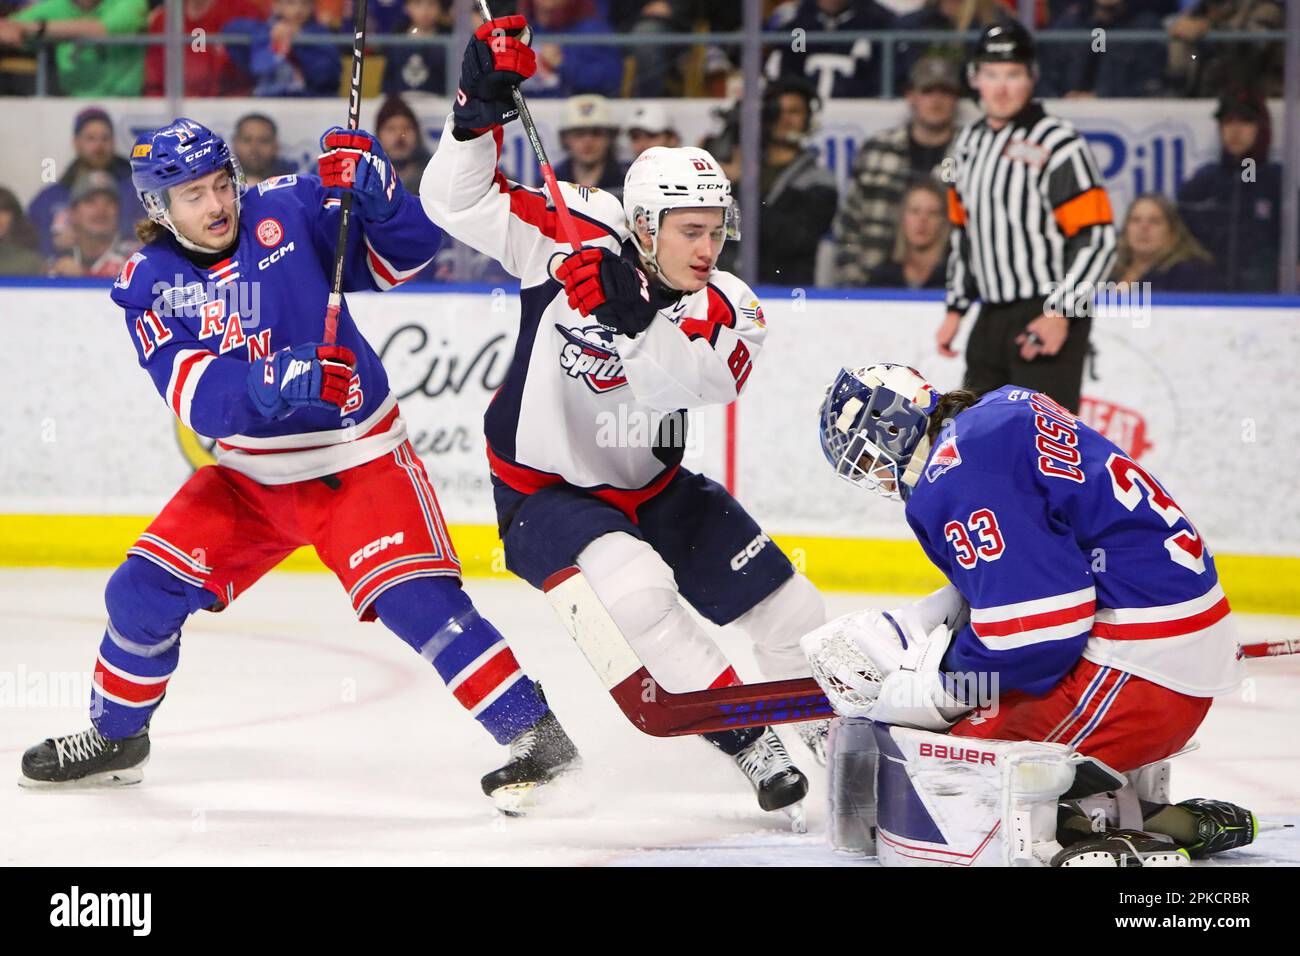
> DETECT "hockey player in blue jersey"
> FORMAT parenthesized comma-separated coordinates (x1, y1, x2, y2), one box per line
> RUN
(19, 118, 580, 811)
(803, 365, 1259, 865)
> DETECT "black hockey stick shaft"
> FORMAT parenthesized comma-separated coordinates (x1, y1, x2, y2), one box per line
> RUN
(324, 0, 370, 344)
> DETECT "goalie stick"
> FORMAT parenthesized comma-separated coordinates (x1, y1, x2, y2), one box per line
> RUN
(323, 0, 369, 344)
(544, 565, 1297, 737)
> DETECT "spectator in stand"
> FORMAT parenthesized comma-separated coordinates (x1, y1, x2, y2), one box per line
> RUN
(226, 0, 341, 97)
(553, 94, 628, 198)
(833, 56, 960, 287)
(1169, 0, 1284, 98)
(866, 180, 949, 289)
(382, 0, 451, 96)
(0, 0, 147, 95)
(232, 113, 297, 187)
(714, 76, 838, 286)
(613, 1, 742, 97)
(893, 0, 1009, 93)
(518, 0, 623, 98)
(1038, 0, 1167, 98)
(374, 94, 432, 195)
(625, 102, 680, 160)
(1110, 193, 1213, 293)
(144, 0, 265, 97)
(45, 171, 138, 278)
(1176, 89, 1281, 293)
(0, 188, 46, 276)
(765, 0, 895, 99)
(28, 107, 143, 257)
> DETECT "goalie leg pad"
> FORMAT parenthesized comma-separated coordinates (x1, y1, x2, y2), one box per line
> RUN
(576, 532, 734, 693)
(870, 723, 1076, 867)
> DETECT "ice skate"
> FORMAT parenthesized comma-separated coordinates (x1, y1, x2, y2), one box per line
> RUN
(1051, 829, 1191, 867)
(481, 710, 581, 816)
(19, 725, 149, 789)
(733, 728, 809, 832)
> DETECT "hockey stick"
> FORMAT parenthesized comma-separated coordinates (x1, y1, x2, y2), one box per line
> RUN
(544, 567, 833, 737)
(1239, 639, 1300, 659)
(474, 0, 583, 253)
(323, 0, 370, 344)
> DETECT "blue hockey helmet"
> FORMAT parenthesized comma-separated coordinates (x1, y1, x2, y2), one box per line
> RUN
(818, 364, 941, 501)
(130, 118, 245, 246)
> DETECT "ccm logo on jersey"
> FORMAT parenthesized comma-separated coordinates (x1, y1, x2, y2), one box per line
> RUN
(730, 532, 771, 570)
(349, 532, 405, 569)
(917, 743, 996, 765)
(258, 241, 295, 270)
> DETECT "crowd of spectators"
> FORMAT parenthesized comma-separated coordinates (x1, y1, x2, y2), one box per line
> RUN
(0, 1, 1286, 100)
(0, 1, 1291, 291)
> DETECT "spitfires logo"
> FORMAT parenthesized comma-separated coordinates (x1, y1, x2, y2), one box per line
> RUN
(556, 324, 627, 393)
(926, 434, 962, 483)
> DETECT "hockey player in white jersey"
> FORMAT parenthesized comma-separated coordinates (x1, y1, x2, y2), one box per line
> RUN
(421, 16, 828, 818)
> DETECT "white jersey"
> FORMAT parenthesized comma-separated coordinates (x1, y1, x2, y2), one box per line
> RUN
(420, 117, 765, 510)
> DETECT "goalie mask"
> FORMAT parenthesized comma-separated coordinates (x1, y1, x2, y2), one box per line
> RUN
(622, 146, 739, 288)
(130, 118, 245, 253)
(819, 364, 941, 501)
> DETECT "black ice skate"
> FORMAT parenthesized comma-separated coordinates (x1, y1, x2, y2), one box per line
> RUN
(1051, 829, 1191, 867)
(1144, 798, 1259, 859)
(734, 728, 809, 830)
(19, 725, 149, 789)
(481, 710, 580, 815)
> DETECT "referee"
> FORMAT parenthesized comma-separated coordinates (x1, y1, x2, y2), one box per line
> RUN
(936, 21, 1117, 413)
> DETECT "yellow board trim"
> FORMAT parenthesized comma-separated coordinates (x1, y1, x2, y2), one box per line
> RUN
(0, 515, 1296, 616)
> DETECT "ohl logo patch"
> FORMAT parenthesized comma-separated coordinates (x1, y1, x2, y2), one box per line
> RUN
(556, 324, 627, 393)
(255, 217, 284, 248)
(926, 434, 962, 483)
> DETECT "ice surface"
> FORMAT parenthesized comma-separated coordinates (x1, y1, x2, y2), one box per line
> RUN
(1, 569, 1295, 866)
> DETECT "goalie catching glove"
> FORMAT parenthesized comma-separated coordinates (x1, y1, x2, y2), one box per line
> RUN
(454, 16, 536, 132)
(248, 343, 356, 419)
(801, 585, 973, 731)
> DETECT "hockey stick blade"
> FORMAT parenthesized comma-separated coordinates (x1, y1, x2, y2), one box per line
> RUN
(542, 566, 832, 737)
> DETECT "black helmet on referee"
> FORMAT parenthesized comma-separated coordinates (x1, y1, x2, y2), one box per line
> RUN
(968, 19, 1037, 83)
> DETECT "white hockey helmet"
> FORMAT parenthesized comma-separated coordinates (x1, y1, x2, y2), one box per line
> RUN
(622, 146, 739, 278)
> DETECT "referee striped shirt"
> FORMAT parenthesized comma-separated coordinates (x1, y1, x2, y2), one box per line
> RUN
(946, 101, 1117, 318)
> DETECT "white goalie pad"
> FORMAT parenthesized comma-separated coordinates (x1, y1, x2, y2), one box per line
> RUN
(826, 720, 1090, 866)
(800, 587, 971, 731)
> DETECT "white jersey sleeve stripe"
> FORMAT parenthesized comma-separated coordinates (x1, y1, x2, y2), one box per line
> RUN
(165, 349, 216, 430)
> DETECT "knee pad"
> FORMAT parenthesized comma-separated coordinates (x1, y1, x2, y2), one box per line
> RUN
(735, 572, 825, 679)
(103, 556, 208, 652)
(828, 720, 1083, 867)
(577, 532, 731, 693)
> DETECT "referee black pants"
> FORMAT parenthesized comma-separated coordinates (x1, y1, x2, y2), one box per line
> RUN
(962, 299, 1091, 413)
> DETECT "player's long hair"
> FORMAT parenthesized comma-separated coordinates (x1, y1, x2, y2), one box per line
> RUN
(926, 388, 979, 444)
(135, 217, 167, 245)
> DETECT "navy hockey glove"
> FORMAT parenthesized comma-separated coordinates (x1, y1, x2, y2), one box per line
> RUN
(454, 16, 536, 132)
(317, 128, 403, 222)
(248, 343, 357, 419)
(555, 247, 660, 337)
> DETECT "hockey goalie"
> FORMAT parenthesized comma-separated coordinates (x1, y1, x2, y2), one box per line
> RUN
(802, 364, 1261, 867)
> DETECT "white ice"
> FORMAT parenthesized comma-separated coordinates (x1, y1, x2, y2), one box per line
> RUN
(1, 569, 1296, 866)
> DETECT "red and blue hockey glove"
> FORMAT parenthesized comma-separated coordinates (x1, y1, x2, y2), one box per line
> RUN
(248, 343, 356, 419)
(454, 16, 536, 132)
(317, 128, 403, 222)
(555, 247, 660, 337)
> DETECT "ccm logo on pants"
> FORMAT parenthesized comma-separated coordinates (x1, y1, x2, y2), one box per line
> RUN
(350, 532, 405, 569)
(731, 532, 771, 570)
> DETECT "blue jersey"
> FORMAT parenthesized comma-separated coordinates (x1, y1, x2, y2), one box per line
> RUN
(111, 174, 440, 484)
(905, 386, 1242, 699)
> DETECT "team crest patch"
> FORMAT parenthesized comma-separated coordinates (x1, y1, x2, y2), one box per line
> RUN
(556, 324, 627, 394)
(255, 218, 284, 248)
(740, 298, 765, 328)
(257, 174, 297, 194)
(926, 434, 962, 483)
(114, 251, 145, 289)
